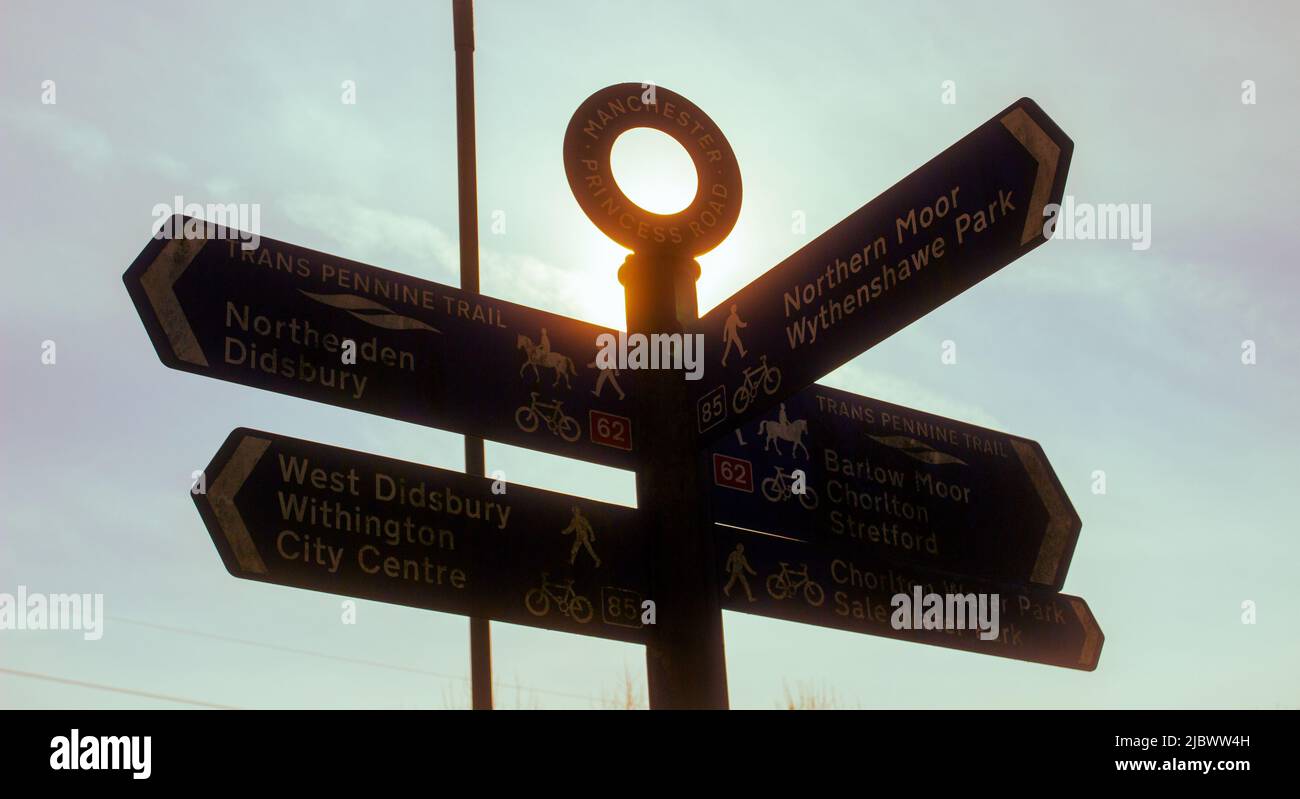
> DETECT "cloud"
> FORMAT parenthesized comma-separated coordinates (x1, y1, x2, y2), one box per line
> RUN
(2, 106, 112, 173)
(997, 244, 1298, 382)
(280, 193, 458, 278)
(144, 152, 189, 181)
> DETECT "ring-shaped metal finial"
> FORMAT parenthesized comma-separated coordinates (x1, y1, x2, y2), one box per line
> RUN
(563, 83, 742, 258)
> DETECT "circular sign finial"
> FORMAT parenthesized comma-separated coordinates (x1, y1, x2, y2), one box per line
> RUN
(563, 83, 742, 258)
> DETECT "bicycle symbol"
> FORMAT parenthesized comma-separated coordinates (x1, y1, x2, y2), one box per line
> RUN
(760, 466, 819, 510)
(766, 561, 825, 607)
(515, 391, 581, 442)
(732, 354, 782, 414)
(524, 572, 593, 623)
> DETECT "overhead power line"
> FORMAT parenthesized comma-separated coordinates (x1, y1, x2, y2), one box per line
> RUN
(0, 666, 238, 709)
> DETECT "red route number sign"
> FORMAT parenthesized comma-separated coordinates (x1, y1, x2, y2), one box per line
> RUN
(589, 410, 633, 451)
(712, 453, 753, 492)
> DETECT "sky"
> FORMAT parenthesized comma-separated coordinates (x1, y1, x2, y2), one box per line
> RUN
(2, 0, 1298, 709)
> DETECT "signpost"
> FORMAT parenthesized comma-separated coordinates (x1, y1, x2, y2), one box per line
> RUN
(708, 382, 1081, 589)
(564, 82, 743, 708)
(126, 6, 1103, 707)
(123, 223, 640, 470)
(715, 526, 1102, 671)
(196, 428, 649, 643)
(689, 98, 1073, 440)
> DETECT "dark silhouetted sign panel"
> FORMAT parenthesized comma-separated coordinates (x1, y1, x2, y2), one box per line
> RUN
(690, 98, 1072, 440)
(124, 220, 640, 469)
(195, 429, 649, 643)
(715, 527, 1101, 670)
(708, 383, 1080, 589)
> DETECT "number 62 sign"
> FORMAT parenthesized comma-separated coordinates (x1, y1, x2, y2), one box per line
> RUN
(712, 453, 754, 493)
(590, 410, 633, 451)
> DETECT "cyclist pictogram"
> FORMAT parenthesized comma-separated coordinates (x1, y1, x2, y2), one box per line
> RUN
(765, 561, 825, 607)
(525, 572, 594, 623)
(760, 465, 818, 510)
(732, 354, 782, 415)
(515, 391, 581, 442)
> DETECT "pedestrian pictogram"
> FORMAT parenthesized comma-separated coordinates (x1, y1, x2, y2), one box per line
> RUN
(722, 544, 757, 603)
(721, 305, 748, 366)
(561, 505, 601, 567)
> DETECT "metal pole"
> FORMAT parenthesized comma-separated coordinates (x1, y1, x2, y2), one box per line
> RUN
(620, 252, 730, 709)
(452, 0, 492, 711)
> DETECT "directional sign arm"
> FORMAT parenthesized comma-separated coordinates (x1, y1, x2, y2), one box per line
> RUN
(706, 382, 1082, 589)
(193, 428, 651, 644)
(124, 217, 643, 470)
(689, 98, 1074, 442)
(716, 526, 1103, 671)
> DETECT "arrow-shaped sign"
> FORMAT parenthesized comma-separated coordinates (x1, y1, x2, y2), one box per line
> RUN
(707, 383, 1080, 589)
(689, 98, 1072, 440)
(125, 220, 642, 470)
(715, 526, 1102, 671)
(195, 428, 651, 643)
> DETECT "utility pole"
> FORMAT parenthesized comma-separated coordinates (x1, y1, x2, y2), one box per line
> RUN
(452, 0, 492, 711)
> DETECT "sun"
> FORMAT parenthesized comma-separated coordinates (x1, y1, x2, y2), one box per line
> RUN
(568, 125, 751, 325)
(609, 127, 699, 215)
